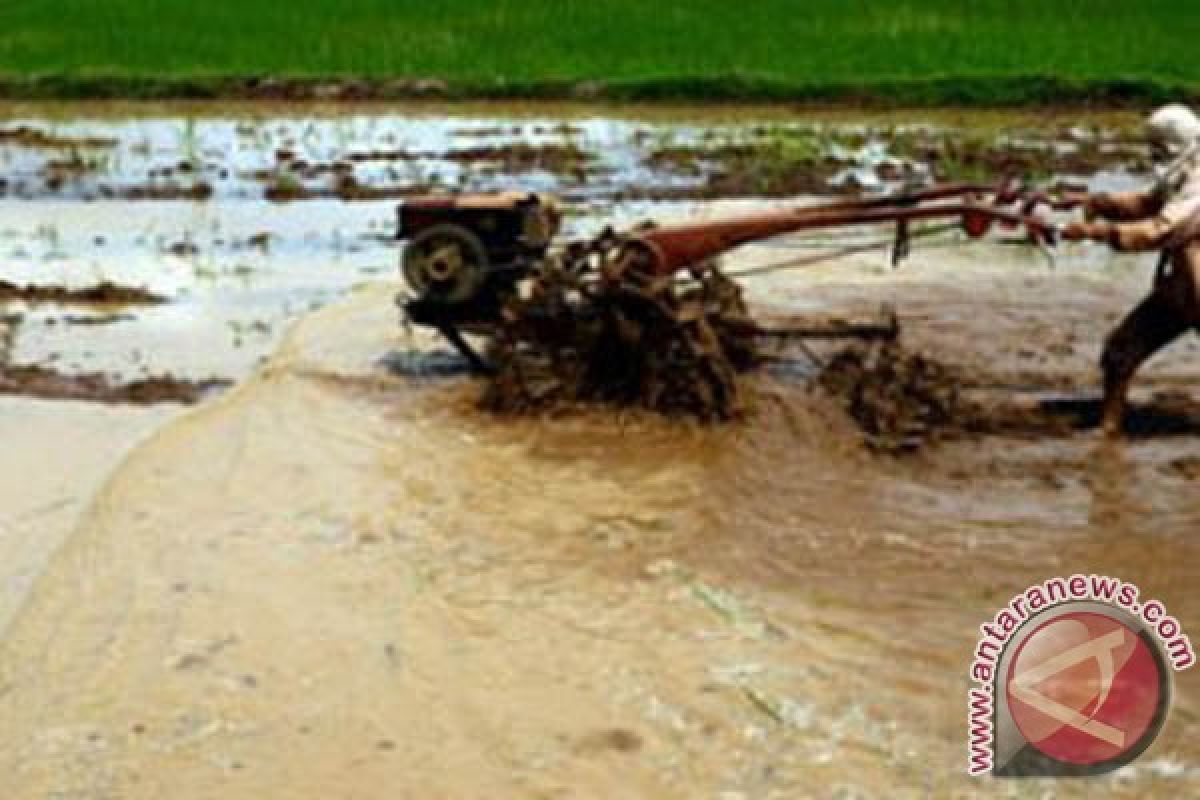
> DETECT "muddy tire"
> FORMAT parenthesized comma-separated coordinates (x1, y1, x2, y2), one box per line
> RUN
(402, 223, 489, 305)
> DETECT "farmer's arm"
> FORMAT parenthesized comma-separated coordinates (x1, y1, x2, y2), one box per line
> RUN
(1084, 187, 1167, 222)
(1107, 216, 1175, 251)
(1064, 194, 1200, 252)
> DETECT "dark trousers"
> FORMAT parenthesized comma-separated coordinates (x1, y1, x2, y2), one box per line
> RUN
(1102, 249, 1200, 422)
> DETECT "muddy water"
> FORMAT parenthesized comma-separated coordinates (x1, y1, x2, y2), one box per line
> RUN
(2, 104, 1199, 798)
(0, 397, 177, 632)
(3, 266, 1200, 798)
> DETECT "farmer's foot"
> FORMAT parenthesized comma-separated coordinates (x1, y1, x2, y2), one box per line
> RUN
(1101, 401, 1126, 438)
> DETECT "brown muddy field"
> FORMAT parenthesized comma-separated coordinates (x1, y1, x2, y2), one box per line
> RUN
(0, 105, 1199, 798)
(3, 261, 1200, 798)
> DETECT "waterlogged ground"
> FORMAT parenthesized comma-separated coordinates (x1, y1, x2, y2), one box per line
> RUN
(1, 104, 1199, 798)
(0, 103, 1150, 385)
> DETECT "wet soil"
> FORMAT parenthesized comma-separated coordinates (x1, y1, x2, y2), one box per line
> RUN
(2, 282, 1197, 799)
(819, 337, 1200, 454)
(1, 305, 222, 405)
(638, 122, 1149, 199)
(0, 364, 228, 405)
(640, 141, 857, 199)
(443, 142, 593, 173)
(0, 396, 178, 634)
(0, 107, 1146, 206)
(889, 127, 1151, 181)
(0, 125, 116, 149)
(262, 176, 429, 203)
(0, 314, 16, 362)
(817, 341, 962, 453)
(257, 143, 595, 202)
(480, 261, 755, 420)
(110, 182, 215, 201)
(0, 280, 166, 306)
(1, 106, 1198, 798)
(1, 75, 1187, 110)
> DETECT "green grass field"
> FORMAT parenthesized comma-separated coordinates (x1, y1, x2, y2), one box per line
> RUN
(0, 0, 1198, 103)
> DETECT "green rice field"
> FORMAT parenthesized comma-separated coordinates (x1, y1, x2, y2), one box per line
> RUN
(0, 0, 1197, 103)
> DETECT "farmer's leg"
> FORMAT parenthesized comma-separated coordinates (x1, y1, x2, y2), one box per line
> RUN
(1100, 292, 1189, 436)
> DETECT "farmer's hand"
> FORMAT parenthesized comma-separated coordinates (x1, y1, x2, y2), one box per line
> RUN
(1054, 190, 1094, 215)
(1061, 221, 1113, 242)
(1081, 193, 1120, 222)
(1056, 192, 1105, 220)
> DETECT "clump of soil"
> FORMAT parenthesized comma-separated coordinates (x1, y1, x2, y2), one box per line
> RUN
(0, 280, 166, 307)
(642, 141, 853, 199)
(0, 126, 117, 149)
(467, 231, 934, 429)
(0, 306, 209, 405)
(40, 153, 105, 189)
(262, 178, 321, 202)
(818, 342, 964, 453)
(332, 176, 430, 201)
(638, 125, 1151, 202)
(1169, 457, 1200, 481)
(263, 175, 428, 202)
(344, 150, 420, 163)
(444, 143, 594, 178)
(61, 313, 135, 327)
(234, 76, 449, 101)
(0, 313, 17, 362)
(889, 130, 1149, 182)
(451, 126, 519, 138)
(111, 182, 213, 201)
(0, 364, 228, 405)
(255, 154, 429, 201)
(479, 249, 757, 420)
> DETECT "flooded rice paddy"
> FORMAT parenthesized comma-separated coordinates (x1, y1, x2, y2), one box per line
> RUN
(0, 103, 1198, 798)
(0, 103, 1150, 385)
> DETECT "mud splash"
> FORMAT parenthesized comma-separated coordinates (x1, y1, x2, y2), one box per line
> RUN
(818, 341, 962, 453)
(480, 260, 755, 420)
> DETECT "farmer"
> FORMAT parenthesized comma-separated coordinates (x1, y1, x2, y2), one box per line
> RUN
(1062, 104, 1200, 436)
